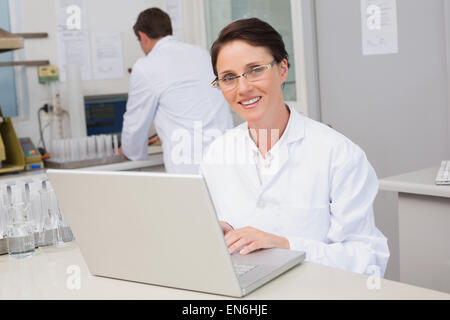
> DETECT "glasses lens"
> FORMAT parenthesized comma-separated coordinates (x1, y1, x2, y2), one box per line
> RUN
(219, 78, 237, 91)
(246, 66, 268, 81)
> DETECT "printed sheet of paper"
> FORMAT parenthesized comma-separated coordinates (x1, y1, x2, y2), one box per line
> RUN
(361, 0, 398, 55)
(57, 30, 92, 81)
(165, 0, 184, 41)
(56, 0, 91, 81)
(91, 32, 124, 80)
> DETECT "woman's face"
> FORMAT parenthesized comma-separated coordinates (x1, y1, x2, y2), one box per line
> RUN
(216, 40, 288, 127)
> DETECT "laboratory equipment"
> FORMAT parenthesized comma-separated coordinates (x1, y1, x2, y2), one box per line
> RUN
(6, 185, 35, 258)
(0, 106, 25, 174)
(19, 137, 44, 171)
(37, 66, 70, 156)
(84, 94, 127, 136)
(38, 180, 73, 247)
(0, 174, 74, 256)
(66, 64, 87, 139)
(48, 93, 71, 145)
(44, 133, 125, 169)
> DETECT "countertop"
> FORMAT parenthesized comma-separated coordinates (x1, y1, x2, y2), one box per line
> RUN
(0, 242, 448, 300)
(379, 166, 450, 198)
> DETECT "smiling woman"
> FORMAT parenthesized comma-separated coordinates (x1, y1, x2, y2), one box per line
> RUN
(204, 0, 297, 102)
(200, 18, 390, 277)
(210, 18, 291, 156)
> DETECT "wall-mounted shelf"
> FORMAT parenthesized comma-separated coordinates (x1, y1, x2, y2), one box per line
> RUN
(0, 60, 49, 67)
(0, 29, 23, 53)
(0, 29, 49, 67)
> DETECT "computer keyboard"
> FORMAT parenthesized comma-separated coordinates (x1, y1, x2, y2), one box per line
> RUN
(435, 160, 450, 185)
(233, 263, 257, 277)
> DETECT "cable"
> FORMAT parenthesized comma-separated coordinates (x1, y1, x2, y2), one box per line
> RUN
(37, 104, 50, 155)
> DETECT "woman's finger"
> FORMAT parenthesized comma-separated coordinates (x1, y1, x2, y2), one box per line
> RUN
(225, 230, 244, 247)
(240, 240, 263, 255)
(228, 236, 252, 254)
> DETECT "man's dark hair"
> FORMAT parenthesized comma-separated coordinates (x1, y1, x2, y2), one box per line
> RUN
(210, 18, 290, 77)
(133, 7, 172, 40)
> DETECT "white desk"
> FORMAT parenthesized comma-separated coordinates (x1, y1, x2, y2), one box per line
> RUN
(82, 154, 164, 171)
(379, 166, 450, 294)
(81, 145, 164, 171)
(0, 242, 448, 300)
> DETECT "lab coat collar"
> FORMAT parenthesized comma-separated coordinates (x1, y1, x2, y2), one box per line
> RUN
(236, 104, 306, 198)
(239, 104, 305, 149)
(151, 35, 175, 53)
(285, 104, 305, 145)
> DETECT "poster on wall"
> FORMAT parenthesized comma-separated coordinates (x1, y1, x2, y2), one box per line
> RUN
(91, 32, 124, 80)
(165, 0, 184, 41)
(56, 0, 92, 81)
(361, 0, 398, 55)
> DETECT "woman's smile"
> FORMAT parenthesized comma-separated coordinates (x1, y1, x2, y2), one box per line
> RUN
(239, 96, 262, 109)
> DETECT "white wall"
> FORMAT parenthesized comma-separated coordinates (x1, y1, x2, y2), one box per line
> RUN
(314, 0, 450, 281)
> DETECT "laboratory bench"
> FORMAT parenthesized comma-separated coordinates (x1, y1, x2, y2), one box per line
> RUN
(379, 166, 450, 294)
(0, 145, 164, 177)
(0, 241, 448, 299)
(81, 151, 164, 172)
(2, 154, 448, 299)
(0, 147, 164, 255)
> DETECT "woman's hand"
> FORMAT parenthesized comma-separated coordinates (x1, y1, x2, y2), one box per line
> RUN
(219, 221, 234, 235)
(224, 226, 290, 255)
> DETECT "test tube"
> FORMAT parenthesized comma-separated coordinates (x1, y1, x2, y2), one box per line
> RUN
(78, 137, 88, 161)
(58, 140, 66, 163)
(0, 184, 8, 239)
(87, 136, 96, 159)
(95, 135, 105, 159)
(113, 135, 119, 155)
(27, 180, 43, 234)
(70, 139, 79, 162)
(7, 185, 35, 258)
(50, 140, 59, 162)
(64, 139, 71, 163)
(105, 135, 113, 157)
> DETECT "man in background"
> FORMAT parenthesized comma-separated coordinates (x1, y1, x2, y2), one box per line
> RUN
(121, 7, 233, 173)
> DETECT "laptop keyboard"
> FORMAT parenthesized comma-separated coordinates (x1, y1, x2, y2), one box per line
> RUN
(436, 160, 450, 185)
(233, 263, 257, 277)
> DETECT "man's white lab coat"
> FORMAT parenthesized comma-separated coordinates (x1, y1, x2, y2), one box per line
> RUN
(200, 107, 390, 276)
(121, 36, 233, 173)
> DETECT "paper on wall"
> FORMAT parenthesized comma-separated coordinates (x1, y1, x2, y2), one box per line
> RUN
(56, 0, 92, 81)
(361, 0, 398, 55)
(57, 30, 92, 81)
(165, 0, 184, 41)
(91, 32, 124, 80)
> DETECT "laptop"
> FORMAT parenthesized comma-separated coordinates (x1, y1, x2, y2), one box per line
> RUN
(47, 169, 305, 297)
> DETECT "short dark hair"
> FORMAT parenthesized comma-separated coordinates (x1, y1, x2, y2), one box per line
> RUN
(133, 7, 172, 40)
(210, 18, 290, 77)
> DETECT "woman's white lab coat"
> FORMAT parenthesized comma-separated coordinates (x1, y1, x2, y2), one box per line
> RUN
(200, 107, 390, 276)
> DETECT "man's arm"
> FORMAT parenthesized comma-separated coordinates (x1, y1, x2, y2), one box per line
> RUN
(121, 64, 159, 160)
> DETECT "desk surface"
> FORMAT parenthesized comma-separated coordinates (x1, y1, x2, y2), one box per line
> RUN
(79, 145, 164, 171)
(0, 242, 448, 300)
(0, 146, 164, 179)
(379, 166, 450, 198)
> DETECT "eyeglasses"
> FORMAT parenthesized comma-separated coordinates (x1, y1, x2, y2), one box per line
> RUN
(212, 60, 277, 91)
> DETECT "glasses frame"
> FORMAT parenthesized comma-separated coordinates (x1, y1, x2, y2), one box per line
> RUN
(212, 60, 278, 90)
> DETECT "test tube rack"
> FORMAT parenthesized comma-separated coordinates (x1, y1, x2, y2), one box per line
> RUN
(44, 154, 127, 169)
